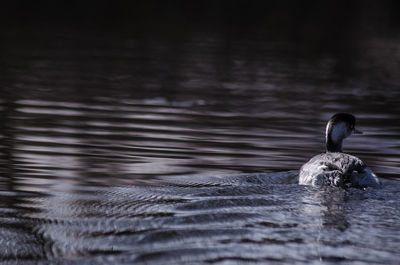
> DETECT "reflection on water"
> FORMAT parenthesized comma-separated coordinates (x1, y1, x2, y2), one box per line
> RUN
(1, 21, 400, 264)
(1, 33, 399, 182)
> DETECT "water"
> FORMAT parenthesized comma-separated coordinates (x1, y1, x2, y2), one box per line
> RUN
(1, 21, 400, 264)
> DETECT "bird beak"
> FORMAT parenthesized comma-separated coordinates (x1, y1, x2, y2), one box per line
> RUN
(353, 128, 363, 134)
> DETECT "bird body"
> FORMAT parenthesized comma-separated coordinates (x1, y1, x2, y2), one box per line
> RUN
(299, 152, 380, 188)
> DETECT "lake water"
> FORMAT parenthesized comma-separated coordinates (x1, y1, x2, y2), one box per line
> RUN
(0, 25, 399, 264)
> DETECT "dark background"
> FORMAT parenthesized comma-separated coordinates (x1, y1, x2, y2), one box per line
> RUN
(1, 1, 400, 77)
(2, 1, 400, 37)
(1, 1, 400, 90)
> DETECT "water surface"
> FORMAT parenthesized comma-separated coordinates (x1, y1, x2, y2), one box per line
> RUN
(0, 25, 400, 264)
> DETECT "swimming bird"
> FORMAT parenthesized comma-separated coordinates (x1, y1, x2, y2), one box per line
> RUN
(299, 113, 381, 188)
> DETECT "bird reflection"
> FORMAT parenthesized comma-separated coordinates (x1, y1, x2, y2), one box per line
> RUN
(300, 186, 349, 231)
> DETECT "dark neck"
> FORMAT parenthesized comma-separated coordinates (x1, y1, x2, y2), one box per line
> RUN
(326, 136, 342, 153)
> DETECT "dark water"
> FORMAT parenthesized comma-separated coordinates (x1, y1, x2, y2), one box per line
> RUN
(1, 19, 400, 264)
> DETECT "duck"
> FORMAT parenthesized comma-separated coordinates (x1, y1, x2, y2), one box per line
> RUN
(299, 113, 381, 188)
